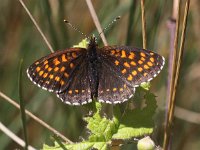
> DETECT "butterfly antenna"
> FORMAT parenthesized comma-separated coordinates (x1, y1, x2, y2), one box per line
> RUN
(64, 20, 89, 39)
(98, 16, 121, 39)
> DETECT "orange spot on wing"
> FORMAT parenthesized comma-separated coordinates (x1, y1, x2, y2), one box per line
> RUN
(53, 58, 60, 65)
(128, 52, 135, 59)
(119, 88, 123, 91)
(64, 73, 69, 78)
(36, 67, 41, 72)
(39, 71, 44, 76)
(60, 80, 65, 85)
(62, 54, 67, 62)
(70, 63, 74, 68)
(124, 62, 130, 68)
(138, 60, 143, 64)
(45, 64, 49, 69)
(48, 67, 52, 72)
(113, 88, 117, 91)
(121, 50, 126, 58)
(144, 73, 148, 77)
(55, 76, 60, 81)
(54, 67, 59, 72)
(115, 60, 119, 66)
(140, 52, 146, 57)
(60, 66, 65, 72)
(138, 67, 143, 72)
(130, 61, 136, 66)
(150, 52, 154, 55)
(75, 90, 79, 93)
(111, 50, 115, 55)
(43, 73, 48, 78)
(127, 74, 133, 81)
(144, 65, 149, 69)
(147, 61, 153, 66)
(132, 70, 137, 76)
(49, 74, 54, 79)
(121, 69, 127, 74)
(72, 52, 77, 58)
(44, 60, 48, 65)
(150, 57, 155, 62)
(68, 90, 72, 94)
(141, 57, 146, 61)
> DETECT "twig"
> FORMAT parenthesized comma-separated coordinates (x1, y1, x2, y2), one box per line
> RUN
(139, 6, 149, 136)
(163, 0, 181, 148)
(0, 122, 36, 150)
(163, 0, 180, 147)
(163, 0, 190, 149)
(169, 0, 190, 126)
(0, 91, 73, 144)
(18, 0, 54, 53)
(166, 18, 176, 121)
(85, 0, 108, 46)
(140, 0, 147, 49)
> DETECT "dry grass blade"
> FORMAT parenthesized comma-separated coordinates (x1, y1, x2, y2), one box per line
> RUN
(175, 106, 200, 124)
(163, 0, 190, 149)
(169, 0, 190, 123)
(0, 91, 73, 144)
(18, 0, 54, 53)
(163, 0, 181, 148)
(140, 0, 147, 49)
(18, 59, 29, 150)
(85, 0, 108, 46)
(0, 122, 36, 150)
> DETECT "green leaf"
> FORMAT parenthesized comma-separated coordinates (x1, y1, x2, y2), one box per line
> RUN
(73, 39, 89, 48)
(84, 102, 119, 142)
(43, 141, 107, 150)
(112, 92, 157, 139)
(140, 82, 151, 90)
(43, 90, 158, 149)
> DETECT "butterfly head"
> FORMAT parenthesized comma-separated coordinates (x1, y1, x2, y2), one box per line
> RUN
(88, 35, 98, 48)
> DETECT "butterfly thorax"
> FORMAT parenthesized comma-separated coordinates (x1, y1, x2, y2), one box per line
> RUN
(87, 36, 101, 99)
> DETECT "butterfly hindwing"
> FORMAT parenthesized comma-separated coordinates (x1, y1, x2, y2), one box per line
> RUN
(98, 60, 135, 104)
(98, 46, 165, 87)
(57, 60, 91, 105)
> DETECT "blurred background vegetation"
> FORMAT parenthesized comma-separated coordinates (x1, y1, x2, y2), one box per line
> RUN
(0, 0, 199, 149)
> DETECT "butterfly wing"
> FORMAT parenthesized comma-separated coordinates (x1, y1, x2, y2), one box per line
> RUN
(97, 60, 135, 104)
(27, 48, 91, 105)
(57, 59, 91, 105)
(97, 46, 165, 104)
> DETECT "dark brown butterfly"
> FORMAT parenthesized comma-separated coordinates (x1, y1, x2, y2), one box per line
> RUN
(27, 36, 165, 105)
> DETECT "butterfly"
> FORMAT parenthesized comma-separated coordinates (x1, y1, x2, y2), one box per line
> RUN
(27, 36, 165, 105)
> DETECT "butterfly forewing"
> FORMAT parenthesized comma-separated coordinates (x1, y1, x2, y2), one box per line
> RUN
(99, 46, 165, 87)
(27, 48, 87, 94)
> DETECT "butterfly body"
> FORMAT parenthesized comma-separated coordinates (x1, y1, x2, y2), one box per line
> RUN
(27, 36, 165, 105)
(87, 37, 101, 99)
